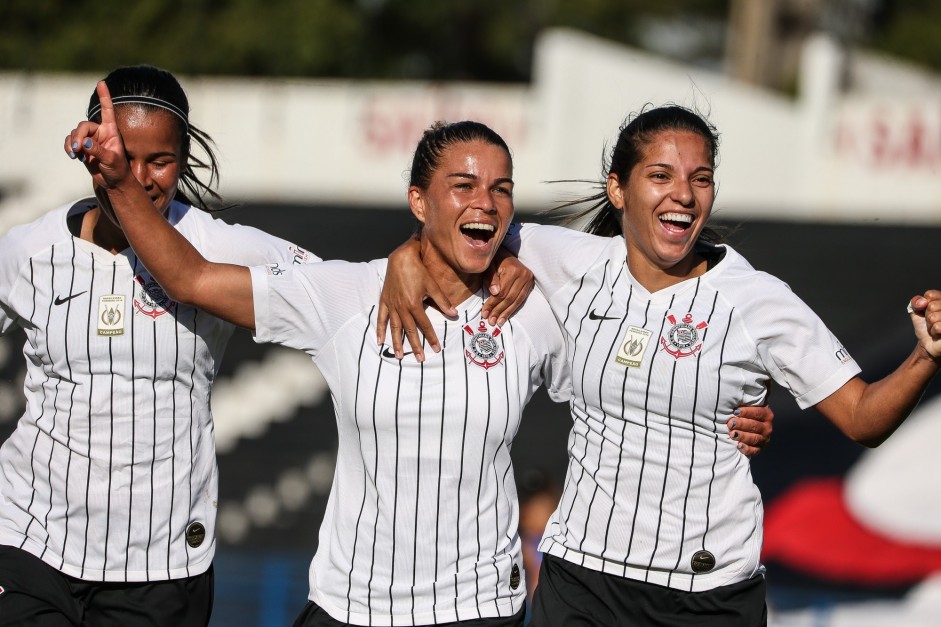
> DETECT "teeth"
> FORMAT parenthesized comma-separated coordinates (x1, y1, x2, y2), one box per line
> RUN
(660, 213, 693, 224)
(462, 223, 495, 232)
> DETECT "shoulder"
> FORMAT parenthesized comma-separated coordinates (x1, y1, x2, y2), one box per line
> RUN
(505, 287, 563, 352)
(0, 199, 88, 260)
(707, 245, 819, 323)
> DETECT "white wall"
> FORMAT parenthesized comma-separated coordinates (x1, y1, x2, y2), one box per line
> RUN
(2, 28, 940, 235)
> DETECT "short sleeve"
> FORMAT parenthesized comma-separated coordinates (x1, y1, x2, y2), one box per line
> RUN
(176, 206, 322, 268)
(250, 259, 381, 358)
(503, 223, 611, 300)
(0, 228, 28, 335)
(512, 288, 572, 405)
(745, 280, 861, 408)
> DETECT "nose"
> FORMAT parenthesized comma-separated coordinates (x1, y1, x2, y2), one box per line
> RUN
(131, 160, 151, 189)
(470, 188, 496, 213)
(673, 181, 694, 208)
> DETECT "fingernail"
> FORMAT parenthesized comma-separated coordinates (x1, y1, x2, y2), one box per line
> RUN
(79, 154, 85, 162)
(83, 139, 92, 149)
(497, 317, 506, 326)
(432, 344, 441, 353)
(732, 431, 739, 439)
(71, 141, 79, 150)
(730, 421, 737, 429)
(738, 443, 744, 450)
(68, 151, 76, 159)
(733, 409, 741, 416)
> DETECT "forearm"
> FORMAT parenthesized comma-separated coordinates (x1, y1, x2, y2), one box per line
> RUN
(822, 346, 940, 447)
(106, 178, 255, 328)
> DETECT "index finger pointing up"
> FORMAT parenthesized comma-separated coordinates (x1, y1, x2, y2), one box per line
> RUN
(96, 80, 115, 125)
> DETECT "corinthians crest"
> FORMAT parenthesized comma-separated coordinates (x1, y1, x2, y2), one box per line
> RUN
(463, 320, 505, 370)
(660, 312, 708, 359)
(134, 274, 176, 319)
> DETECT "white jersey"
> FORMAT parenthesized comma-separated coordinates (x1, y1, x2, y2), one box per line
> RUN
(251, 259, 569, 626)
(506, 223, 861, 592)
(0, 198, 318, 582)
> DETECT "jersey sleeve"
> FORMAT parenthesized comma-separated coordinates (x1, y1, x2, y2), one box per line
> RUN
(180, 207, 322, 268)
(0, 226, 28, 335)
(250, 259, 380, 358)
(503, 223, 611, 300)
(513, 288, 572, 405)
(744, 277, 861, 409)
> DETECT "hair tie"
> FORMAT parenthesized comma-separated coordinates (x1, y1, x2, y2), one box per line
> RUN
(88, 95, 188, 128)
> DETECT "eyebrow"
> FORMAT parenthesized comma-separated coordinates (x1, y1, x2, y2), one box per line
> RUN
(645, 163, 713, 174)
(446, 172, 514, 186)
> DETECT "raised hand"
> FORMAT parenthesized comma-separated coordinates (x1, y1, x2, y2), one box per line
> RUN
(909, 290, 941, 362)
(64, 81, 130, 189)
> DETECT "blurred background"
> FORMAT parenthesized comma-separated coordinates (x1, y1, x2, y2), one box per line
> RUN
(1, 1, 940, 625)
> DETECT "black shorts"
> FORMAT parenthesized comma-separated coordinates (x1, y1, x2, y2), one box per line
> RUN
(0, 545, 214, 627)
(292, 600, 526, 627)
(529, 553, 767, 627)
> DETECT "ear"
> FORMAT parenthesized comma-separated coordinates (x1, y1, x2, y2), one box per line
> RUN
(408, 186, 427, 225)
(606, 173, 625, 210)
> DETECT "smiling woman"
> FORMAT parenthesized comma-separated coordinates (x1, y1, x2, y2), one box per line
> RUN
(0, 65, 321, 627)
(70, 109, 569, 627)
(378, 104, 941, 627)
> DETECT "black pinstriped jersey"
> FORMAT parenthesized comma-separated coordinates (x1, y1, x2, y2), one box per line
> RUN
(0, 198, 318, 582)
(506, 223, 860, 592)
(251, 259, 570, 626)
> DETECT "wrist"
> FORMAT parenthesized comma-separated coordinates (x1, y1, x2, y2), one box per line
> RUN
(914, 344, 941, 368)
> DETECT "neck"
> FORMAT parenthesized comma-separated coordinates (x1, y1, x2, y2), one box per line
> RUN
(81, 206, 129, 255)
(418, 243, 484, 313)
(626, 247, 708, 293)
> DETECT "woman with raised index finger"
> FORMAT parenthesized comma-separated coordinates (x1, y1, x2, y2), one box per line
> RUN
(69, 88, 570, 627)
(0, 65, 320, 627)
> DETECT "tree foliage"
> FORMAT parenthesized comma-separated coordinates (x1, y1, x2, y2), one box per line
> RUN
(0, 0, 936, 80)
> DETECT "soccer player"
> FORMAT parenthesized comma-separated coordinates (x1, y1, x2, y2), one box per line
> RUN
(0, 65, 320, 626)
(67, 77, 568, 625)
(380, 104, 941, 625)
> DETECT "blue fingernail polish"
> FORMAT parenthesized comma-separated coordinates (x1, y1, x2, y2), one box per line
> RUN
(730, 421, 737, 428)
(68, 151, 76, 159)
(71, 141, 78, 150)
(79, 154, 85, 162)
(732, 431, 739, 439)
(733, 409, 741, 415)
(738, 443, 744, 450)
(83, 139, 92, 149)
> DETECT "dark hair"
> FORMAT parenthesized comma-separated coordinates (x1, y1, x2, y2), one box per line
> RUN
(87, 64, 222, 211)
(409, 120, 512, 189)
(555, 104, 722, 240)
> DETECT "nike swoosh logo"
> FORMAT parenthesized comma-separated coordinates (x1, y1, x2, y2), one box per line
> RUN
(588, 309, 618, 321)
(54, 291, 87, 306)
(381, 347, 414, 359)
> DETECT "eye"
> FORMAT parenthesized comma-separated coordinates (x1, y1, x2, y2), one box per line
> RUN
(494, 185, 512, 196)
(693, 174, 714, 186)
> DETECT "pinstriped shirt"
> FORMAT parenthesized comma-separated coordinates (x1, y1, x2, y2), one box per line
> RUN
(251, 259, 569, 626)
(506, 223, 860, 592)
(0, 198, 318, 582)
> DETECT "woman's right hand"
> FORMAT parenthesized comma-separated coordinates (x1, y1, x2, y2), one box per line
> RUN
(378, 236, 455, 362)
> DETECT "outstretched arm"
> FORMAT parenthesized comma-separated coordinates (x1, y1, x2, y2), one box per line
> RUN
(815, 291, 941, 447)
(67, 81, 255, 329)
